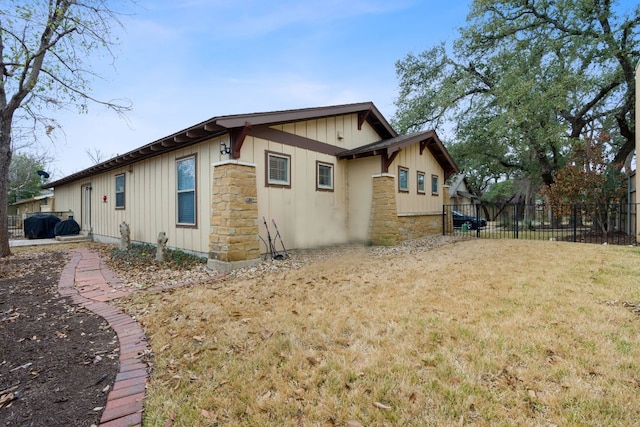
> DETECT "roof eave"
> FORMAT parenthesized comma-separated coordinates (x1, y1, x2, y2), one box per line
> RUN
(46, 102, 396, 188)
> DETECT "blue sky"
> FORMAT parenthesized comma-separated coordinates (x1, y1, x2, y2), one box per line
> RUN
(47, 0, 638, 178)
(49, 0, 471, 178)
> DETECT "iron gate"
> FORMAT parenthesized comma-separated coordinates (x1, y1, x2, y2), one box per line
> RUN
(443, 203, 638, 245)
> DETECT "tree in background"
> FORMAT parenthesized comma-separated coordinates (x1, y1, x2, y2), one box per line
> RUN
(0, 1, 132, 256)
(544, 133, 627, 206)
(8, 152, 48, 204)
(543, 133, 627, 232)
(394, 0, 638, 202)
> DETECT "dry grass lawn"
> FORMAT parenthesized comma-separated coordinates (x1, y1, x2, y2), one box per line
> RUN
(120, 239, 640, 426)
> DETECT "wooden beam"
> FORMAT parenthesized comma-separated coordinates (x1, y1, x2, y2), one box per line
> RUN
(358, 109, 371, 130)
(381, 149, 399, 173)
(230, 122, 251, 159)
(420, 139, 428, 155)
(173, 134, 192, 143)
(248, 126, 343, 156)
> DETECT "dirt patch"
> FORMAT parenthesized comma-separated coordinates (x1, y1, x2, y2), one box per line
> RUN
(0, 250, 119, 427)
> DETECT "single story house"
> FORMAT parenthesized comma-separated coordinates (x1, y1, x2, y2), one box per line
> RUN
(46, 102, 458, 270)
(446, 173, 478, 206)
(10, 192, 55, 216)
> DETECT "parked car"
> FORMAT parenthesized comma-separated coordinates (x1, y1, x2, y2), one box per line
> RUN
(452, 210, 487, 230)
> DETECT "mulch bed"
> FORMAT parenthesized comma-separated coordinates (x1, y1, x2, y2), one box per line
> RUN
(0, 250, 119, 427)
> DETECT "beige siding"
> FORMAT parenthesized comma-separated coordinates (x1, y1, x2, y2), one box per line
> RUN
(53, 136, 227, 255)
(243, 136, 350, 251)
(52, 110, 449, 256)
(276, 114, 382, 150)
(346, 157, 380, 242)
(53, 182, 84, 221)
(392, 143, 444, 214)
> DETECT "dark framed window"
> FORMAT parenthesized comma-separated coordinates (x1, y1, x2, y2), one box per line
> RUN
(266, 151, 291, 188)
(417, 171, 426, 194)
(115, 174, 125, 209)
(431, 174, 439, 195)
(177, 155, 197, 226)
(316, 161, 334, 191)
(398, 166, 409, 192)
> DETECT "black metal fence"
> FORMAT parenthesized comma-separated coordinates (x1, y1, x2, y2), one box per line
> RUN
(444, 203, 638, 245)
(7, 215, 24, 239)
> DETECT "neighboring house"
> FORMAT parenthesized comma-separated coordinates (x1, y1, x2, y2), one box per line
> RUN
(10, 192, 55, 216)
(46, 102, 458, 270)
(446, 173, 478, 205)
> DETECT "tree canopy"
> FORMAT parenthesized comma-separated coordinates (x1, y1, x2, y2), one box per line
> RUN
(394, 0, 639, 202)
(0, 0, 131, 256)
(8, 152, 48, 204)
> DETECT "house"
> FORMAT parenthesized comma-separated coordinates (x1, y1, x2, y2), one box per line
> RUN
(446, 173, 478, 206)
(46, 102, 458, 270)
(10, 192, 55, 216)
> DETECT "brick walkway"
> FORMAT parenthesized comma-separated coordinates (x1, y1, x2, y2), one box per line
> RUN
(58, 247, 147, 427)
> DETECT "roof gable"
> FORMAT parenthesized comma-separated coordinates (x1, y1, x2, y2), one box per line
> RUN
(337, 130, 459, 180)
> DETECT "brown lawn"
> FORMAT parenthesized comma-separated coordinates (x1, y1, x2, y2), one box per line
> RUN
(119, 238, 640, 426)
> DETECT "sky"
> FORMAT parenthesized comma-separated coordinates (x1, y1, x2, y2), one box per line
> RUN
(44, 0, 472, 179)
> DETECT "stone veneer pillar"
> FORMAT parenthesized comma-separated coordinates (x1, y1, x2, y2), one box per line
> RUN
(208, 161, 261, 271)
(369, 173, 399, 246)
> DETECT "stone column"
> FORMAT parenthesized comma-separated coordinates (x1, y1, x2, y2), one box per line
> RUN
(369, 174, 399, 246)
(208, 161, 261, 271)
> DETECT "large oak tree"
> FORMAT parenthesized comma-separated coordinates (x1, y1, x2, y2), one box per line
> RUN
(0, 0, 131, 256)
(394, 0, 638, 200)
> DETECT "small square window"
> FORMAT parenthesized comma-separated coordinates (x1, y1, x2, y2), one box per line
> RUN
(417, 171, 425, 194)
(398, 166, 409, 192)
(316, 161, 334, 191)
(115, 174, 125, 209)
(266, 152, 291, 187)
(431, 175, 439, 195)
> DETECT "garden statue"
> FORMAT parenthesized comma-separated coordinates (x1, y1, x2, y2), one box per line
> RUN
(156, 231, 168, 262)
(119, 222, 130, 250)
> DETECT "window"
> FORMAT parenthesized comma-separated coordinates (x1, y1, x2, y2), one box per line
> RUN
(266, 151, 291, 187)
(431, 174, 439, 195)
(398, 166, 409, 192)
(115, 174, 125, 209)
(177, 156, 196, 226)
(316, 161, 334, 191)
(417, 171, 426, 194)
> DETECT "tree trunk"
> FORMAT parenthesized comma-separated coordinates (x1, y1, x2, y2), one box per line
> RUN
(0, 116, 13, 257)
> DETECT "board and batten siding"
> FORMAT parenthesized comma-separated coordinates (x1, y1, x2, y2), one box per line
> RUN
(53, 135, 227, 256)
(346, 156, 380, 242)
(281, 113, 383, 151)
(391, 142, 445, 214)
(239, 135, 350, 252)
(231, 115, 384, 252)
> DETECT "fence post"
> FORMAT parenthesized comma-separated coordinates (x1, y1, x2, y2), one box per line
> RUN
(514, 204, 519, 239)
(475, 204, 480, 237)
(572, 204, 577, 242)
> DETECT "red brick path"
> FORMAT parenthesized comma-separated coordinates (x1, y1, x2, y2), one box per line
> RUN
(58, 248, 147, 427)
